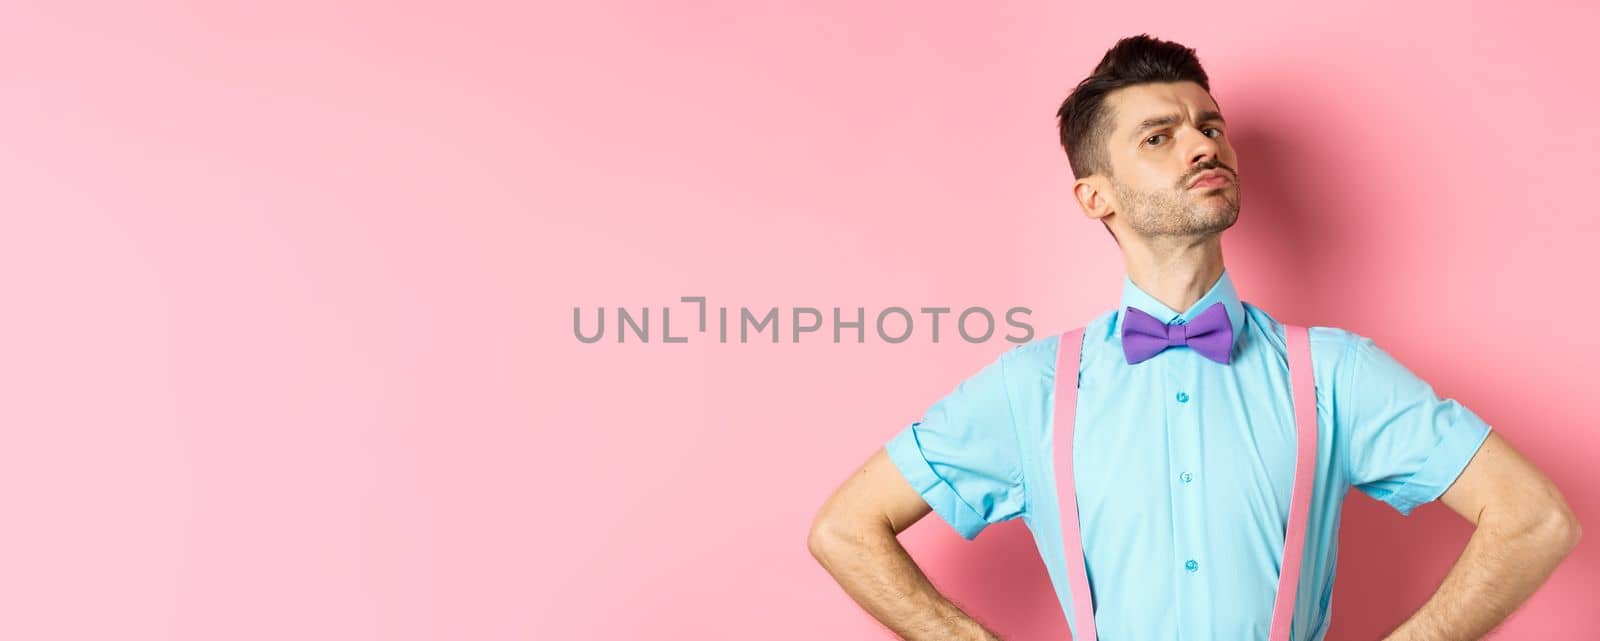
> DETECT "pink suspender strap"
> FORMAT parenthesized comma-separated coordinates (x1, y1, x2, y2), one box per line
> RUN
(1050, 328, 1096, 641)
(1270, 323, 1317, 641)
(1051, 324, 1318, 641)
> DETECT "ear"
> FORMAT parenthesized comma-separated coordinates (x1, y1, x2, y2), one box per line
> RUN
(1072, 175, 1115, 223)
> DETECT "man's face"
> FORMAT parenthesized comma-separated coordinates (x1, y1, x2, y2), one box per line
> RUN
(1100, 81, 1240, 239)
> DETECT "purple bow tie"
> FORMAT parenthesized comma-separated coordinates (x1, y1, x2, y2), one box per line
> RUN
(1121, 301, 1234, 365)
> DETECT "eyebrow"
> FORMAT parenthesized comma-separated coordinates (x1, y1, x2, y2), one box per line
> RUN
(1129, 110, 1227, 141)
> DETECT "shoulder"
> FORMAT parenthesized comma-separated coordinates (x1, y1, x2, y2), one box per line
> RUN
(994, 308, 1118, 382)
(1241, 301, 1369, 366)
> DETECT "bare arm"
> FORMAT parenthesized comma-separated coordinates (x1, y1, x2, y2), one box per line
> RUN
(1382, 431, 1582, 641)
(807, 447, 1004, 641)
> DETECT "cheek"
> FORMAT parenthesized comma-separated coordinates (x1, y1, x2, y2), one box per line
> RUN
(1219, 143, 1240, 169)
(1128, 159, 1174, 188)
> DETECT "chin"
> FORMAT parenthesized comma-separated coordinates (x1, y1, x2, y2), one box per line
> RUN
(1191, 206, 1239, 231)
(1192, 194, 1239, 216)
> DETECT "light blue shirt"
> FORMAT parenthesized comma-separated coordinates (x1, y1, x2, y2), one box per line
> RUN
(885, 268, 1493, 641)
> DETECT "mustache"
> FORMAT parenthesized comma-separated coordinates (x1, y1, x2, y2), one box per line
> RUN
(1181, 161, 1236, 187)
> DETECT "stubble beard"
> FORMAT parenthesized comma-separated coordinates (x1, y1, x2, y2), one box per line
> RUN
(1113, 176, 1241, 238)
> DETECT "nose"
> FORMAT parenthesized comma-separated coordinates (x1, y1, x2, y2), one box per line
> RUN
(1186, 124, 1222, 167)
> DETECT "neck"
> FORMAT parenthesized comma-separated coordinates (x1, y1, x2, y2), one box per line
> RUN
(1121, 233, 1226, 315)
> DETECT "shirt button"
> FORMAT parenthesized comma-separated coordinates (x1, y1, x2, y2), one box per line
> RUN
(1185, 559, 1199, 573)
(1173, 318, 1187, 325)
(1176, 391, 1190, 403)
(1180, 472, 1194, 484)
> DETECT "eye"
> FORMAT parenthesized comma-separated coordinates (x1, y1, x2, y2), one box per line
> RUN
(1144, 134, 1167, 146)
(1204, 126, 1224, 138)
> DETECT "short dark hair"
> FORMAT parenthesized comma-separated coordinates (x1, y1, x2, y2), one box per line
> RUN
(1055, 34, 1213, 180)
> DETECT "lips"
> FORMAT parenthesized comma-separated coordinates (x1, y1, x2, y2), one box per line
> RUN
(1188, 169, 1232, 189)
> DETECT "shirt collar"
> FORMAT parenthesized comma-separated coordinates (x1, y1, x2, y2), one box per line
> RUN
(1112, 267, 1248, 356)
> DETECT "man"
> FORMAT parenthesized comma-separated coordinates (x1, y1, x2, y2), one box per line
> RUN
(807, 34, 1581, 641)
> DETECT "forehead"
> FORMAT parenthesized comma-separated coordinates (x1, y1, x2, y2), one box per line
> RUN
(1105, 82, 1220, 135)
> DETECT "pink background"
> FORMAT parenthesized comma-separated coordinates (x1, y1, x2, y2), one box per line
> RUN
(0, 1, 1594, 639)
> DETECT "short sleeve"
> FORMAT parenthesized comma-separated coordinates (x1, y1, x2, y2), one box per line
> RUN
(885, 349, 1025, 540)
(1340, 336, 1493, 516)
